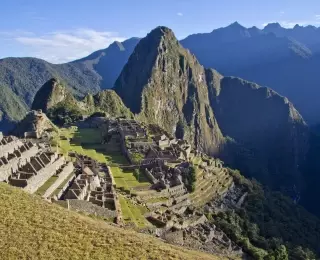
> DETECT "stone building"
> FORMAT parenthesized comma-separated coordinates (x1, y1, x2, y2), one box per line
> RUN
(0, 133, 74, 194)
(60, 155, 120, 221)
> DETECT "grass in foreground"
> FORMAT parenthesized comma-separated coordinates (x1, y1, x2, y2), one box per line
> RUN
(0, 183, 227, 260)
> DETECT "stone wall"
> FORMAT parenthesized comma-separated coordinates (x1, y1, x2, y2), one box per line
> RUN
(136, 184, 187, 201)
(56, 174, 76, 199)
(42, 162, 74, 198)
(144, 168, 157, 184)
(0, 139, 23, 158)
(67, 199, 117, 218)
(24, 156, 65, 194)
(0, 145, 39, 181)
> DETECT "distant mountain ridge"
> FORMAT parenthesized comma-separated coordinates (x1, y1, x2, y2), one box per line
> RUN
(180, 22, 320, 123)
(1, 21, 320, 131)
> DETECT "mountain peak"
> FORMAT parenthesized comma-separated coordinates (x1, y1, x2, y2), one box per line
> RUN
(31, 78, 72, 112)
(146, 26, 176, 42)
(228, 21, 245, 28)
(264, 22, 283, 30)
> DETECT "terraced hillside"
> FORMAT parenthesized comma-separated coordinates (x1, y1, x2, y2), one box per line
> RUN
(0, 183, 228, 260)
(190, 156, 233, 207)
(51, 127, 151, 227)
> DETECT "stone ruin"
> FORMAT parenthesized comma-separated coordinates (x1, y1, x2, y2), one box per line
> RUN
(56, 154, 122, 223)
(0, 132, 74, 194)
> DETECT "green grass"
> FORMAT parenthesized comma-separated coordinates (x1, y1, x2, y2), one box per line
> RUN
(146, 197, 169, 203)
(0, 183, 225, 260)
(111, 167, 151, 192)
(52, 172, 75, 197)
(36, 175, 59, 196)
(119, 195, 150, 228)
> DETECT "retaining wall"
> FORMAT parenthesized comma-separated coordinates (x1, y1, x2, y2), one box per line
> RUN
(24, 156, 64, 194)
(42, 162, 74, 198)
(0, 145, 39, 181)
(67, 199, 117, 218)
(0, 139, 22, 158)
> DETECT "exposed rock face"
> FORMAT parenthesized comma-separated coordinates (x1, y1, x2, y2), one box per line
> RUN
(114, 27, 224, 155)
(12, 110, 58, 138)
(207, 75, 309, 188)
(31, 78, 77, 112)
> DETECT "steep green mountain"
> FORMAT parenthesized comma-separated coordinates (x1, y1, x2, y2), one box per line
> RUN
(0, 57, 101, 106)
(30, 78, 132, 126)
(86, 90, 133, 118)
(206, 71, 309, 189)
(31, 78, 78, 112)
(114, 26, 308, 191)
(114, 26, 224, 155)
(0, 85, 28, 132)
(180, 22, 320, 123)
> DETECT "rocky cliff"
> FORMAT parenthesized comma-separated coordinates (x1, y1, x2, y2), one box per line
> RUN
(31, 78, 78, 112)
(12, 110, 58, 138)
(114, 26, 224, 155)
(207, 73, 309, 188)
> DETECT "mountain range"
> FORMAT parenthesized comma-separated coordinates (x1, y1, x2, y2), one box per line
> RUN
(2, 22, 320, 129)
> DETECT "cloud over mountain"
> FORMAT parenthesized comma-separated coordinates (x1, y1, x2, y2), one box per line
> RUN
(13, 29, 126, 63)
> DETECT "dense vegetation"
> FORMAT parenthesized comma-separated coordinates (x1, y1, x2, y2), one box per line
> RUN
(47, 102, 83, 126)
(213, 170, 320, 260)
(0, 85, 28, 132)
(186, 166, 196, 192)
(300, 125, 320, 217)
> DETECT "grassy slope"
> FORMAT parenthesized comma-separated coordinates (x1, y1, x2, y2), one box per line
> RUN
(0, 183, 226, 260)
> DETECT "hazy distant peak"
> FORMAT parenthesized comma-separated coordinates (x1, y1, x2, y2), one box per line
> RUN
(264, 22, 282, 30)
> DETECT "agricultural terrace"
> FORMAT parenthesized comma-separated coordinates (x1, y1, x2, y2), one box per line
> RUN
(51, 126, 151, 227)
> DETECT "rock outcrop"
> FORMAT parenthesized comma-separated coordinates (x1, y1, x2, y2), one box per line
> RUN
(12, 110, 58, 138)
(31, 78, 78, 113)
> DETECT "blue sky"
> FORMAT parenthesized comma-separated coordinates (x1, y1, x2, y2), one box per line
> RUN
(1, 0, 320, 63)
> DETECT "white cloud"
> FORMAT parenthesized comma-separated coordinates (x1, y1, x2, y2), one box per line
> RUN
(316, 15, 320, 20)
(177, 12, 183, 16)
(280, 11, 285, 15)
(11, 29, 126, 63)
